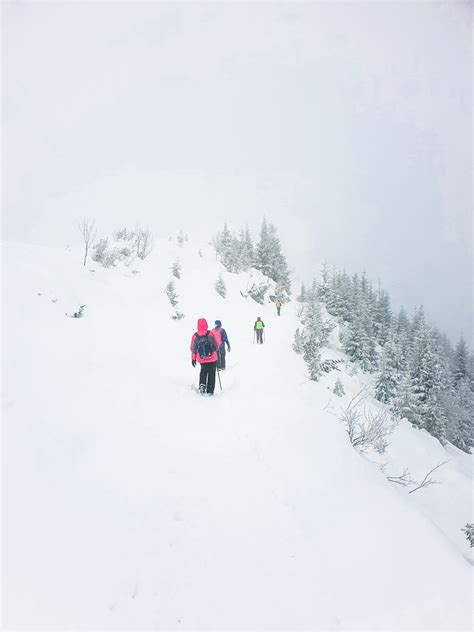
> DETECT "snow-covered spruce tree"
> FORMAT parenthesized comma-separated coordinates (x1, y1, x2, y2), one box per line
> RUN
(421, 392, 448, 445)
(177, 230, 186, 247)
(215, 273, 227, 298)
(165, 280, 179, 307)
(391, 373, 422, 427)
(293, 328, 304, 354)
(238, 225, 254, 271)
(374, 334, 400, 404)
(317, 263, 331, 302)
(440, 384, 473, 453)
(296, 282, 307, 303)
(254, 218, 291, 301)
(299, 282, 335, 381)
(215, 223, 242, 273)
(373, 286, 392, 346)
(333, 378, 345, 397)
(171, 259, 181, 279)
(453, 337, 469, 387)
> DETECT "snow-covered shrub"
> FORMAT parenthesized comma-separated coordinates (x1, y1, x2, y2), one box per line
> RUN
(333, 378, 345, 397)
(171, 259, 182, 279)
(461, 523, 474, 548)
(165, 281, 179, 307)
(340, 388, 397, 454)
(135, 226, 154, 260)
(172, 310, 185, 321)
(177, 230, 188, 247)
(215, 273, 227, 298)
(92, 238, 109, 263)
(198, 249, 203, 258)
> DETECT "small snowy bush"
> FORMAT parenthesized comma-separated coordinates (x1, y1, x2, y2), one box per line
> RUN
(165, 281, 179, 307)
(215, 273, 227, 298)
(333, 378, 345, 397)
(171, 259, 182, 279)
(340, 388, 397, 454)
(461, 523, 474, 548)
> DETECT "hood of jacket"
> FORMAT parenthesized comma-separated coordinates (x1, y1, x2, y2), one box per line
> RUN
(197, 318, 208, 335)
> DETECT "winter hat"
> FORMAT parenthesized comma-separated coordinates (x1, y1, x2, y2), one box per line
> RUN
(215, 320, 222, 328)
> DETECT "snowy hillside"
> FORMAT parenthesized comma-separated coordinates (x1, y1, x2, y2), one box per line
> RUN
(3, 238, 473, 629)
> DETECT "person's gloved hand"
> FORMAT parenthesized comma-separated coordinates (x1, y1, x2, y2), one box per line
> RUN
(227, 345, 231, 352)
(191, 359, 196, 367)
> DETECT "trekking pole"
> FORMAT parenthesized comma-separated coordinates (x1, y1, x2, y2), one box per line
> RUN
(217, 368, 222, 391)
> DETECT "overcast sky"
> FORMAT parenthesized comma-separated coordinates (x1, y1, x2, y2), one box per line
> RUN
(3, 0, 472, 344)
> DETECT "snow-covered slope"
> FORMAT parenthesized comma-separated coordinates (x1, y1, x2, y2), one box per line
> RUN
(3, 239, 472, 629)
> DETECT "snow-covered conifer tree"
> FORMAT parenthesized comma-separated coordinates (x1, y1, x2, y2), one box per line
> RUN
(254, 218, 291, 300)
(333, 378, 345, 397)
(239, 225, 254, 271)
(453, 337, 469, 387)
(165, 280, 179, 307)
(215, 273, 227, 298)
(171, 259, 181, 279)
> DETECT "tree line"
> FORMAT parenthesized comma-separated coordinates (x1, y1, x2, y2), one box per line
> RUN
(296, 266, 473, 453)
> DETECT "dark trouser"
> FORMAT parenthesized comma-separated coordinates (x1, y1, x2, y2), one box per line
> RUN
(217, 346, 226, 370)
(277, 307, 281, 316)
(199, 361, 217, 393)
(256, 329, 264, 344)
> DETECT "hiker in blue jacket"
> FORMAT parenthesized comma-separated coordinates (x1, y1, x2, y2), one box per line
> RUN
(213, 320, 231, 370)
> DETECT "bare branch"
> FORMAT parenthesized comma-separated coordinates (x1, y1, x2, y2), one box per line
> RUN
(386, 468, 416, 487)
(78, 219, 97, 266)
(408, 461, 449, 494)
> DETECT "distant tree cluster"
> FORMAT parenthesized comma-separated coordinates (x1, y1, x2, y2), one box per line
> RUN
(314, 265, 474, 452)
(213, 219, 291, 302)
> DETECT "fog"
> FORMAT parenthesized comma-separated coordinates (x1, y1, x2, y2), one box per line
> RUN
(3, 1, 472, 344)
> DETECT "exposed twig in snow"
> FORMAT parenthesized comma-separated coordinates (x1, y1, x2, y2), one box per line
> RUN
(408, 461, 449, 494)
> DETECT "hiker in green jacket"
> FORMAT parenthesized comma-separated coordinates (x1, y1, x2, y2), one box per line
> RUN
(254, 317, 265, 344)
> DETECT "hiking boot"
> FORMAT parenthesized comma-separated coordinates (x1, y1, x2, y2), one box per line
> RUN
(199, 384, 206, 394)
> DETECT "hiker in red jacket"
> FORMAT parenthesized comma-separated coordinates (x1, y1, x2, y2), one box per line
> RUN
(190, 318, 219, 394)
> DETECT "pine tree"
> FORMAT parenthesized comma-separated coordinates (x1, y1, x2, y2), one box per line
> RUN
(422, 392, 448, 445)
(293, 328, 304, 354)
(299, 282, 334, 380)
(297, 282, 307, 302)
(165, 280, 179, 307)
(374, 335, 399, 403)
(453, 337, 469, 387)
(239, 225, 254, 271)
(333, 377, 345, 397)
(374, 286, 392, 346)
(392, 373, 421, 427)
(254, 218, 291, 300)
(215, 273, 227, 298)
(171, 259, 181, 279)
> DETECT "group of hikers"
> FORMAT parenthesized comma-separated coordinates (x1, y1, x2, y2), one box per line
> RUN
(190, 306, 283, 394)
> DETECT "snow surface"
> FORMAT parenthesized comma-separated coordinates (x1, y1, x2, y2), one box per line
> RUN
(2, 238, 473, 629)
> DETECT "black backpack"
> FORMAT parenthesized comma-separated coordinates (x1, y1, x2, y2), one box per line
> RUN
(195, 331, 213, 359)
